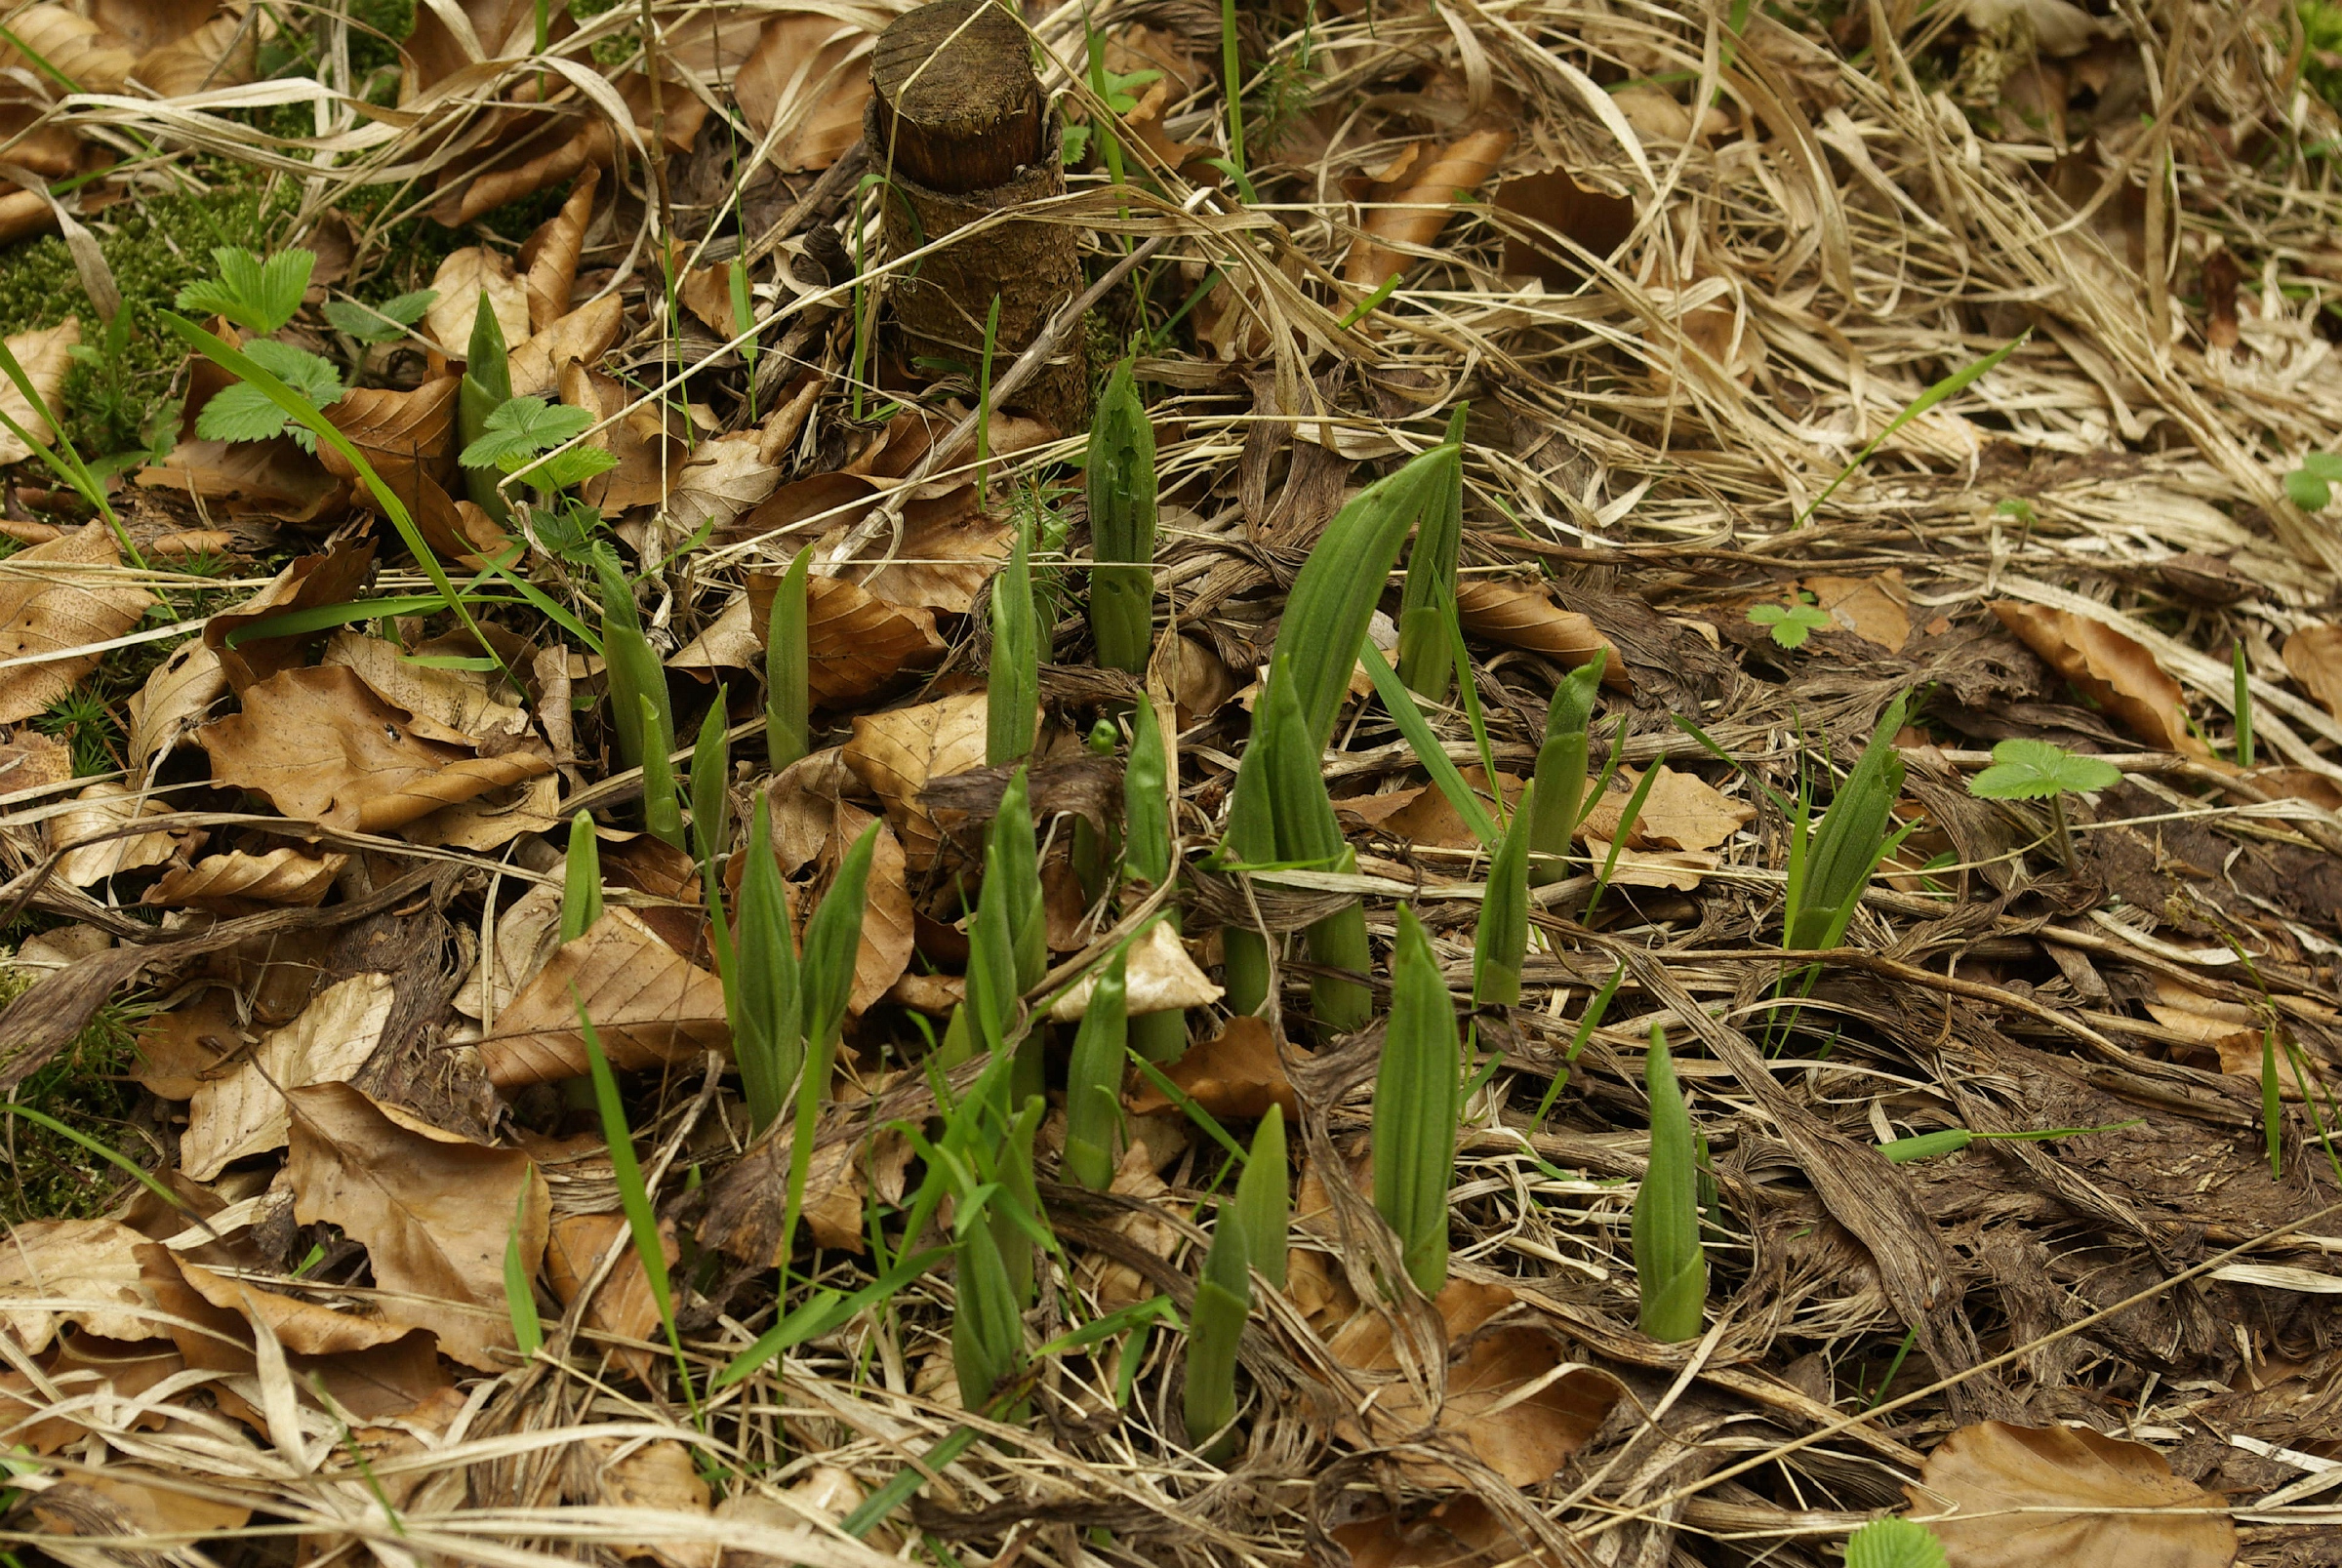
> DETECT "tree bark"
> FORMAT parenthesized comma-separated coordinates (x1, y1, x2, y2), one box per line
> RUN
(867, 0, 1088, 434)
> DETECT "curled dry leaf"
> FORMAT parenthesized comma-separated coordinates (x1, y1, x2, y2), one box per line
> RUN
(2281, 623, 2342, 721)
(548, 1212, 683, 1383)
(322, 377, 461, 498)
(1346, 128, 1515, 285)
(1909, 1420, 2237, 1568)
(669, 594, 762, 672)
(1324, 1279, 1622, 1488)
(0, 319, 78, 464)
(1992, 602, 2209, 757)
(31, 1469, 252, 1543)
(1577, 767, 1755, 853)
(454, 880, 564, 1021)
(665, 433, 782, 534)
(519, 165, 599, 333)
(1127, 1016, 1298, 1119)
(148, 846, 346, 912)
(424, 247, 531, 360)
(0, 1219, 156, 1351)
(322, 629, 530, 744)
(48, 782, 196, 887)
(841, 691, 990, 872)
(577, 1434, 715, 1568)
(478, 907, 729, 1088)
(193, 665, 553, 832)
(137, 436, 343, 523)
(748, 570, 949, 708)
(736, 10, 876, 172)
(1456, 578, 1629, 691)
(1050, 919, 1222, 1021)
(852, 499, 1011, 614)
(286, 1081, 550, 1371)
(130, 985, 247, 1098)
(509, 293, 625, 398)
(124, 2, 260, 98)
(176, 1252, 412, 1355)
(180, 971, 395, 1181)
(1805, 570, 1912, 651)
(0, 728, 71, 798)
(0, 522, 157, 724)
(1, 9, 132, 94)
(203, 540, 379, 694)
(842, 814, 914, 1016)
(1333, 1498, 1567, 1568)
(1494, 169, 1637, 291)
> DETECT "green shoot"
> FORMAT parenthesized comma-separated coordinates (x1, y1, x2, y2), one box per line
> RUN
(505, 1179, 544, 1360)
(1232, 1103, 1287, 1292)
(1374, 905, 1459, 1296)
(1634, 1024, 1706, 1343)
(2234, 642, 2255, 768)
(1529, 960, 1624, 1125)
(2283, 451, 2342, 510)
(1086, 358, 1158, 675)
(733, 793, 802, 1136)
(766, 544, 813, 773)
(175, 246, 313, 335)
(1473, 780, 1533, 1007)
(988, 516, 1040, 768)
(729, 258, 759, 424)
(1063, 949, 1129, 1191)
(1528, 660, 1603, 885)
(1874, 1118, 2142, 1162)
(1184, 1200, 1250, 1460)
(1358, 641, 1497, 847)
(1395, 406, 1466, 699)
(560, 810, 603, 943)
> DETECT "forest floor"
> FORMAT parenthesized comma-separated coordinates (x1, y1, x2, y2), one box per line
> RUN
(0, 1, 2340, 1566)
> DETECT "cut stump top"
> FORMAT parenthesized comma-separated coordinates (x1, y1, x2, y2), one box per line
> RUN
(870, 0, 1043, 194)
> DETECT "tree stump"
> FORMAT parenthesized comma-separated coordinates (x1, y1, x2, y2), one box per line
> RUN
(867, 0, 1088, 435)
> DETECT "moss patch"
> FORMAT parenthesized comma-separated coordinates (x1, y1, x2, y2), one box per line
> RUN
(0, 181, 292, 455)
(0, 971, 143, 1225)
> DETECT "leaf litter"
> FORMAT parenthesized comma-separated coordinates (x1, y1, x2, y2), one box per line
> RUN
(0, 1, 2333, 1566)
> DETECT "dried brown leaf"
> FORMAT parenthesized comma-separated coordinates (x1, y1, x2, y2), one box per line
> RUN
(0, 1220, 156, 1351)
(746, 570, 948, 708)
(509, 293, 624, 397)
(735, 10, 877, 172)
(1127, 1016, 1298, 1119)
(1325, 1279, 1621, 1487)
(1049, 918, 1221, 1020)
(425, 246, 530, 360)
(1910, 1421, 2237, 1568)
(286, 1080, 550, 1370)
(0, 319, 79, 464)
(1993, 602, 2209, 756)
(478, 907, 729, 1088)
(1456, 578, 1627, 690)
(0, 522, 156, 723)
(1805, 570, 1912, 651)
(202, 539, 378, 694)
(193, 665, 553, 831)
(548, 1211, 682, 1382)
(666, 434, 781, 534)
(148, 846, 345, 912)
(2282, 623, 2342, 721)
(841, 691, 989, 871)
(1346, 128, 1514, 285)
(519, 165, 598, 333)
(181, 971, 395, 1180)
(48, 782, 195, 886)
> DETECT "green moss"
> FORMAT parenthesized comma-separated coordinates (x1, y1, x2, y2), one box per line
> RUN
(0, 970, 143, 1225)
(2306, 3, 2342, 115)
(0, 181, 291, 455)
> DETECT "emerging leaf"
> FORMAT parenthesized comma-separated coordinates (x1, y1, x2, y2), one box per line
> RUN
(1966, 738, 2124, 800)
(461, 396, 596, 473)
(323, 290, 439, 344)
(1843, 1517, 1946, 1568)
(176, 247, 315, 336)
(194, 340, 343, 452)
(1747, 594, 1834, 650)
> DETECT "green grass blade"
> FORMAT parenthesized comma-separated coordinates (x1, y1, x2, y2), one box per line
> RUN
(1359, 640, 1497, 847)
(505, 1178, 544, 1360)
(1184, 1202, 1251, 1459)
(1797, 334, 2027, 525)
(1232, 1103, 1287, 1291)
(577, 1004, 694, 1401)
(1063, 950, 1129, 1192)
(766, 544, 812, 772)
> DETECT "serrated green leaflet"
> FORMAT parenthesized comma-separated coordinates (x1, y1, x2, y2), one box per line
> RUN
(1842, 1517, 1945, 1568)
(196, 340, 343, 452)
(176, 246, 313, 335)
(1966, 738, 2122, 800)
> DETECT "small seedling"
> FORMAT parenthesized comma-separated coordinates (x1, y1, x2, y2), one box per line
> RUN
(1085, 358, 1157, 675)
(2283, 451, 2342, 510)
(1964, 738, 2121, 867)
(988, 515, 1040, 767)
(1747, 590, 1833, 650)
(461, 396, 618, 494)
(1184, 1199, 1251, 1461)
(176, 246, 313, 335)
